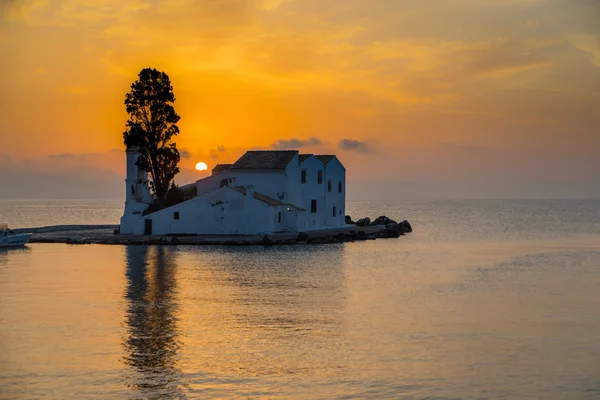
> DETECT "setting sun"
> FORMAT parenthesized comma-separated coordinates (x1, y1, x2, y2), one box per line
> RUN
(195, 162, 208, 171)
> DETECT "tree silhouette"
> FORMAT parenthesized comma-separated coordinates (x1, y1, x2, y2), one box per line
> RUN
(123, 68, 181, 209)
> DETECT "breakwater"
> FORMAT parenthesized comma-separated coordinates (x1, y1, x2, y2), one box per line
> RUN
(26, 216, 411, 246)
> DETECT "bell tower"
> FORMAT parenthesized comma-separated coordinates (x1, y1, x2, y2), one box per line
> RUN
(125, 146, 153, 207)
(120, 125, 153, 234)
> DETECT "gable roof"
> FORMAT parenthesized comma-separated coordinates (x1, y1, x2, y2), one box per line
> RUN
(299, 154, 313, 163)
(231, 150, 297, 170)
(316, 155, 335, 165)
(212, 163, 232, 172)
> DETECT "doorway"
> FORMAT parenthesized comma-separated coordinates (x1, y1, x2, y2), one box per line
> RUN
(144, 219, 153, 235)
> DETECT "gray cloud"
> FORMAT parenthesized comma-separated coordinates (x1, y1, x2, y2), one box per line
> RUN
(48, 152, 103, 160)
(48, 153, 76, 159)
(180, 148, 191, 159)
(338, 139, 371, 153)
(271, 137, 323, 149)
(0, 167, 123, 200)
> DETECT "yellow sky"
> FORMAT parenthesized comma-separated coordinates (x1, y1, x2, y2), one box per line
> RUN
(1, 0, 599, 198)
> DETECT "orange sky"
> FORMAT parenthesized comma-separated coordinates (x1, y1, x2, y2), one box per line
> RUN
(1, 0, 599, 199)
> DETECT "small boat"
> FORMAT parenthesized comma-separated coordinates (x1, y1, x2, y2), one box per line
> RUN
(0, 223, 32, 248)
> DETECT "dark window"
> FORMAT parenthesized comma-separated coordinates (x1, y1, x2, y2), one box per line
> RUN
(173, 212, 180, 220)
(318, 170, 323, 184)
(327, 179, 332, 192)
(311, 200, 317, 213)
(144, 219, 153, 235)
(278, 212, 282, 223)
(332, 206, 336, 217)
(338, 181, 343, 193)
(301, 169, 307, 184)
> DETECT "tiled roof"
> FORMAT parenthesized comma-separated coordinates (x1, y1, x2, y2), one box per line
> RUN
(212, 163, 232, 172)
(299, 154, 313, 163)
(231, 150, 297, 170)
(316, 155, 335, 164)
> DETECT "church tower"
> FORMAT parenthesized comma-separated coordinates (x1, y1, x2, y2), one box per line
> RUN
(120, 126, 153, 234)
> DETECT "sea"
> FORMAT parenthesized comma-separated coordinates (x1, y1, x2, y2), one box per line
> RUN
(1, 199, 599, 399)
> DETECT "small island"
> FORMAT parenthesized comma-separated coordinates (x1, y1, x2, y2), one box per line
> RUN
(22, 67, 412, 245)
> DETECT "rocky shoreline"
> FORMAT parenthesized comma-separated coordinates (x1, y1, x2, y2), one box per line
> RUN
(26, 215, 411, 246)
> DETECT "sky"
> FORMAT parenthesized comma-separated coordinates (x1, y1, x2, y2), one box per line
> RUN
(1, 0, 599, 200)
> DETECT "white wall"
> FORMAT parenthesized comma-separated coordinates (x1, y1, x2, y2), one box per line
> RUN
(297, 156, 327, 229)
(125, 187, 275, 235)
(226, 171, 288, 201)
(196, 174, 230, 196)
(322, 157, 346, 227)
(121, 148, 153, 234)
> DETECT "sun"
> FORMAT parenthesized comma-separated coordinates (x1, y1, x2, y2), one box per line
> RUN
(195, 161, 208, 171)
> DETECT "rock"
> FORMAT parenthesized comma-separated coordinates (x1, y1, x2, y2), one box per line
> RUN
(336, 233, 349, 242)
(297, 232, 309, 242)
(382, 227, 401, 238)
(367, 235, 377, 240)
(357, 231, 367, 240)
(170, 236, 181, 244)
(370, 215, 387, 225)
(401, 220, 413, 232)
(372, 215, 398, 226)
(308, 235, 333, 245)
(262, 234, 275, 246)
(283, 239, 297, 245)
(345, 215, 356, 224)
(356, 217, 371, 227)
(349, 231, 359, 240)
(383, 223, 405, 235)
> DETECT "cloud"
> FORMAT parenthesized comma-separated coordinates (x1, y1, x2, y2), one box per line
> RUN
(0, 167, 123, 200)
(271, 137, 323, 149)
(3, 0, 600, 200)
(179, 148, 191, 159)
(48, 153, 76, 159)
(338, 139, 371, 153)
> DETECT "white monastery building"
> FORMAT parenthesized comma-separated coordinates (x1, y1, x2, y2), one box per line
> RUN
(120, 149, 347, 235)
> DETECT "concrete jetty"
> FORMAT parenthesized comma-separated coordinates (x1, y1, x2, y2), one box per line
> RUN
(22, 218, 412, 246)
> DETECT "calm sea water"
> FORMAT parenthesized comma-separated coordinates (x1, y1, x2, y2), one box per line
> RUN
(1, 200, 600, 399)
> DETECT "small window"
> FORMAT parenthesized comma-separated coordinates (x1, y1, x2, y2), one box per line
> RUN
(332, 206, 336, 217)
(278, 212, 282, 223)
(318, 170, 323, 184)
(311, 200, 317, 213)
(338, 181, 343, 193)
(301, 169, 307, 184)
(173, 212, 180, 220)
(327, 179, 332, 192)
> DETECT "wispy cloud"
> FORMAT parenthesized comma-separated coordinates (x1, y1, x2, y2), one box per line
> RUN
(338, 139, 371, 153)
(179, 148, 191, 159)
(271, 137, 323, 149)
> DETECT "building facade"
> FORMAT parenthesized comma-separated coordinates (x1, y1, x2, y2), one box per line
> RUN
(119, 150, 347, 235)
